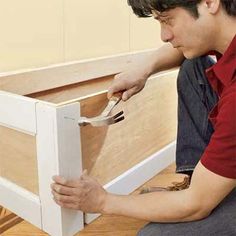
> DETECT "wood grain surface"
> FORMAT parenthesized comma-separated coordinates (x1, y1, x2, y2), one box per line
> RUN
(0, 126, 38, 194)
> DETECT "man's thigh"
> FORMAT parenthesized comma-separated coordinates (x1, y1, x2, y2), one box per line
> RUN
(137, 188, 236, 236)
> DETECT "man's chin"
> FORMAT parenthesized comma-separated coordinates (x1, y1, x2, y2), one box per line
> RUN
(180, 47, 206, 59)
(182, 49, 199, 59)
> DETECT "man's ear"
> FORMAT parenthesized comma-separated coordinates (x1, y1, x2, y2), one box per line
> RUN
(204, 0, 220, 14)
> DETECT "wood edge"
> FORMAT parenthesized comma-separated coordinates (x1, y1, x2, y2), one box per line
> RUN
(0, 49, 157, 95)
(0, 48, 156, 77)
(55, 69, 179, 107)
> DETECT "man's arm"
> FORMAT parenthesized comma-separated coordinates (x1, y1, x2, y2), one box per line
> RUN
(142, 43, 185, 76)
(107, 43, 184, 101)
(51, 162, 236, 222)
(102, 162, 236, 222)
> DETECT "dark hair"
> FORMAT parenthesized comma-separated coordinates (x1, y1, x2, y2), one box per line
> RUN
(221, 0, 236, 16)
(128, 0, 236, 18)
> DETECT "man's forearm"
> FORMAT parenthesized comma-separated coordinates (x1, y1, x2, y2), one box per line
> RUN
(102, 189, 205, 223)
(144, 43, 185, 77)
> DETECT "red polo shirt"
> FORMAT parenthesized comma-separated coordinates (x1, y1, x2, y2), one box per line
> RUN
(200, 35, 236, 179)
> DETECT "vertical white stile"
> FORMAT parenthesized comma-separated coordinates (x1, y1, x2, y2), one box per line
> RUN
(36, 102, 84, 236)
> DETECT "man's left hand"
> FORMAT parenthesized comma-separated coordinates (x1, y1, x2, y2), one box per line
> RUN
(51, 170, 107, 213)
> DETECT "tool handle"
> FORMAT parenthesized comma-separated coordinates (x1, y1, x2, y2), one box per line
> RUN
(110, 92, 122, 103)
(101, 92, 123, 117)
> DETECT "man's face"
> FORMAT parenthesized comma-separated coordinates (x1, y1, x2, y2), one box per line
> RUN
(152, 3, 215, 58)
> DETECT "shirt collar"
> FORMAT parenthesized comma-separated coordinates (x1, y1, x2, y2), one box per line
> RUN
(208, 34, 236, 88)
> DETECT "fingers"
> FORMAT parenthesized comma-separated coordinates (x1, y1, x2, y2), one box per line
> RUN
(80, 169, 89, 181)
(107, 84, 122, 99)
(122, 91, 131, 101)
(52, 170, 90, 195)
(52, 187, 79, 209)
(107, 88, 114, 99)
(107, 74, 127, 99)
(51, 173, 87, 210)
(108, 86, 134, 101)
(52, 190, 75, 203)
(51, 182, 75, 195)
(52, 170, 89, 190)
(53, 198, 78, 210)
(122, 87, 139, 101)
(122, 91, 129, 101)
(52, 175, 80, 187)
(108, 75, 142, 101)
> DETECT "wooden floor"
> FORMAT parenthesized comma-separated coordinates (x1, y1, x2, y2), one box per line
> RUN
(0, 163, 187, 236)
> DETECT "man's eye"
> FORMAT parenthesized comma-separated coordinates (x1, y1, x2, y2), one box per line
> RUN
(160, 18, 170, 25)
(160, 19, 168, 24)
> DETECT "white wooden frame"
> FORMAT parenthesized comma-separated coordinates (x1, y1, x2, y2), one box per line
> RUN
(0, 50, 176, 236)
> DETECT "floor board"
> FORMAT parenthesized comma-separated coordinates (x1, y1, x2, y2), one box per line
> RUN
(1, 163, 187, 236)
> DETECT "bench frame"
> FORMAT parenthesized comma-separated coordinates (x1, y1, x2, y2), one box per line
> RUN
(0, 49, 176, 236)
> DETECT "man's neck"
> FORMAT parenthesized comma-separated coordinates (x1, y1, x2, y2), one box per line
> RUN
(214, 16, 236, 54)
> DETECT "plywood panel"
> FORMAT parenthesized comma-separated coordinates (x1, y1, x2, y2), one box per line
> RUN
(64, 0, 130, 61)
(31, 71, 178, 186)
(129, 12, 164, 51)
(0, 0, 64, 72)
(29, 75, 112, 103)
(28, 71, 176, 105)
(0, 126, 38, 194)
(80, 74, 177, 185)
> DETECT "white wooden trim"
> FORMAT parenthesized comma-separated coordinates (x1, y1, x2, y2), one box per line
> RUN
(0, 177, 41, 228)
(36, 102, 84, 236)
(0, 49, 156, 95)
(0, 91, 38, 134)
(85, 141, 176, 224)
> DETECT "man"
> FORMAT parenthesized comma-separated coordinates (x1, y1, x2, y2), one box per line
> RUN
(51, 0, 236, 235)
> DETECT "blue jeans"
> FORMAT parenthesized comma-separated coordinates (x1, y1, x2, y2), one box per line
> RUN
(137, 57, 236, 236)
(175, 56, 218, 173)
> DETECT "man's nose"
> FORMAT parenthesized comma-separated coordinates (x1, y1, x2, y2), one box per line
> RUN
(161, 27, 174, 43)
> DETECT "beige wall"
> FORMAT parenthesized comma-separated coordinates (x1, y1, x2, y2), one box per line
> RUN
(0, 0, 163, 72)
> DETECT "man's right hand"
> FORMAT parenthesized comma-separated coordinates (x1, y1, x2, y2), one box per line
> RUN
(107, 45, 184, 101)
(107, 66, 150, 101)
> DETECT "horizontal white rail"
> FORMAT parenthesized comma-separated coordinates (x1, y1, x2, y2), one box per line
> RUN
(0, 177, 41, 228)
(0, 91, 37, 134)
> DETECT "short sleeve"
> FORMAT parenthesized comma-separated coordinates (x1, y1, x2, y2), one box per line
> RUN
(201, 87, 236, 179)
